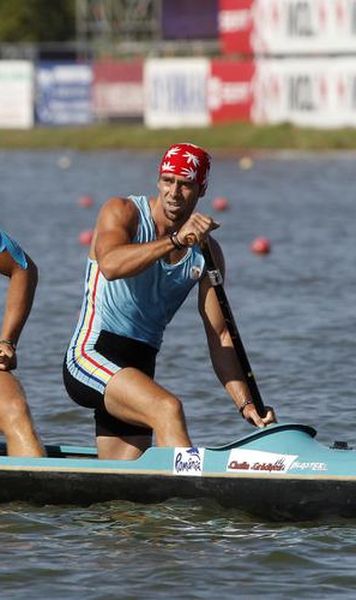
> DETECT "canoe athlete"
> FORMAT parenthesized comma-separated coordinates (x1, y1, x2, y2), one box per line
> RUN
(63, 143, 276, 459)
(0, 230, 45, 457)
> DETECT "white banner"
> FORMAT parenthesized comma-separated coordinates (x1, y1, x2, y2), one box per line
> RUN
(219, 0, 356, 55)
(252, 57, 356, 128)
(253, 0, 356, 54)
(0, 61, 34, 129)
(144, 58, 210, 128)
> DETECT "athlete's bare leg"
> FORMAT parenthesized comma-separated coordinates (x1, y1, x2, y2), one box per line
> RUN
(0, 371, 45, 457)
(96, 434, 152, 460)
(98, 367, 192, 459)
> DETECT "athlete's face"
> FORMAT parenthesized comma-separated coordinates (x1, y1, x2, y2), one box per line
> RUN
(158, 174, 201, 223)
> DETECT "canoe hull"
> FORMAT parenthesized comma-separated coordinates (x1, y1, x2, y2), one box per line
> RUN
(1, 423, 356, 520)
(2, 470, 356, 520)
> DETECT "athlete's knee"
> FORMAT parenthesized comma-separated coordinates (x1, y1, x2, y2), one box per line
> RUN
(0, 393, 30, 430)
(157, 394, 185, 422)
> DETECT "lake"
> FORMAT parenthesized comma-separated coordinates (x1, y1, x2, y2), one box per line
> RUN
(1, 149, 356, 598)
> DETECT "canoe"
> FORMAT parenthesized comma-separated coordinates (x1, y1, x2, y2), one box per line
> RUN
(1, 423, 356, 520)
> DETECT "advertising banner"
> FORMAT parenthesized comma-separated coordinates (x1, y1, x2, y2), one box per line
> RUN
(36, 63, 93, 125)
(208, 59, 255, 122)
(93, 60, 143, 119)
(218, 0, 254, 55)
(219, 0, 356, 55)
(143, 55, 356, 129)
(252, 57, 356, 127)
(0, 61, 34, 129)
(253, 0, 356, 55)
(144, 58, 210, 128)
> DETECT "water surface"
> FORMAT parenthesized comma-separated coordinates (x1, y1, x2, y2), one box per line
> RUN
(1, 150, 356, 598)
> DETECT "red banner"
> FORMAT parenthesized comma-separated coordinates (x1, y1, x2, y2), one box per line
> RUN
(208, 59, 255, 123)
(93, 60, 143, 119)
(218, 0, 254, 55)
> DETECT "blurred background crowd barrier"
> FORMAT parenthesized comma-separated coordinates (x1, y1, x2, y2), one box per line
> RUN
(1, 0, 356, 129)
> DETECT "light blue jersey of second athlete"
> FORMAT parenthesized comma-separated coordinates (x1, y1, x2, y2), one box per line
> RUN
(73, 195, 206, 353)
(0, 229, 28, 269)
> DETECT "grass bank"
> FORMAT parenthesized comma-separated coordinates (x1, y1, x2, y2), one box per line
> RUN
(0, 122, 356, 152)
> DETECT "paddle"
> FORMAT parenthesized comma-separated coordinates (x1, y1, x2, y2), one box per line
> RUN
(201, 238, 266, 418)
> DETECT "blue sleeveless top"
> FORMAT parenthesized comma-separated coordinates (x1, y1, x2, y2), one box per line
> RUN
(84, 195, 206, 350)
(0, 229, 28, 269)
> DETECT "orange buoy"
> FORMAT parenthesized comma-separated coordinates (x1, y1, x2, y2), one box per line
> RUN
(250, 237, 271, 255)
(78, 195, 94, 208)
(78, 229, 93, 246)
(212, 196, 229, 211)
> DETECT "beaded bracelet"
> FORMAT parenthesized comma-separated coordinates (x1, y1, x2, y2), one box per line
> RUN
(0, 339, 16, 351)
(239, 399, 254, 414)
(169, 231, 186, 250)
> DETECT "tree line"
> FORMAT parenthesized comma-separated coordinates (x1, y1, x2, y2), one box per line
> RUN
(0, 0, 75, 42)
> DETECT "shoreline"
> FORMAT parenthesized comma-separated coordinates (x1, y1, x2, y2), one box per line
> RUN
(1, 122, 356, 152)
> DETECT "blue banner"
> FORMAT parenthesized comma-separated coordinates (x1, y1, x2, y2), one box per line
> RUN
(36, 62, 93, 125)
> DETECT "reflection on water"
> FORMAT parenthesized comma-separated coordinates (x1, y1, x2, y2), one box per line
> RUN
(1, 150, 356, 598)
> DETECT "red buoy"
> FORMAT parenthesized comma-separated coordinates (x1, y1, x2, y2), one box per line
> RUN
(250, 237, 271, 255)
(78, 195, 94, 208)
(78, 229, 94, 246)
(212, 196, 229, 211)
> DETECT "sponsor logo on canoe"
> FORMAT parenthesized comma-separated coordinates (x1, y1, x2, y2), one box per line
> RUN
(289, 461, 327, 472)
(227, 449, 298, 473)
(173, 447, 205, 476)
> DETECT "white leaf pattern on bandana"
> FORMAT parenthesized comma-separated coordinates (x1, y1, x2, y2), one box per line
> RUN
(182, 151, 200, 167)
(161, 161, 176, 172)
(181, 167, 197, 180)
(166, 146, 181, 158)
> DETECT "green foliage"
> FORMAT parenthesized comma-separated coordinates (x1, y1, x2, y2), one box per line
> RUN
(1, 122, 356, 151)
(0, 0, 75, 42)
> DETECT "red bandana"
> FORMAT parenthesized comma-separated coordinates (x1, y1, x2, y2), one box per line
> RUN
(159, 143, 211, 194)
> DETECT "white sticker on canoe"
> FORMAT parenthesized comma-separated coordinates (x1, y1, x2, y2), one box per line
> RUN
(289, 461, 327, 472)
(173, 447, 205, 476)
(227, 449, 298, 473)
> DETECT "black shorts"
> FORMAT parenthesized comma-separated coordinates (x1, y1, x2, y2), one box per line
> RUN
(63, 331, 158, 438)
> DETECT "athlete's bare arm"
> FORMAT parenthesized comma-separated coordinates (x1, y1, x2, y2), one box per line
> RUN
(0, 251, 37, 371)
(198, 238, 275, 428)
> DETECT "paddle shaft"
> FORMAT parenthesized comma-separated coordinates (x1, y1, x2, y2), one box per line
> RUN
(202, 241, 266, 417)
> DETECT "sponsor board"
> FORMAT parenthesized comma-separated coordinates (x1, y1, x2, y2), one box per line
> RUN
(36, 63, 93, 125)
(219, 0, 356, 56)
(0, 61, 34, 129)
(218, 0, 254, 55)
(209, 59, 255, 122)
(253, 0, 356, 54)
(173, 447, 205, 476)
(143, 57, 255, 126)
(252, 57, 356, 127)
(227, 449, 298, 473)
(93, 60, 144, 119)
(144, 58, 210, 128)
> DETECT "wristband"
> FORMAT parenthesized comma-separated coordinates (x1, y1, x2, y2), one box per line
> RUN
(169, 231, 186, 250)
(239, 399, 254, 414)
(0, 339, 16, 351)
